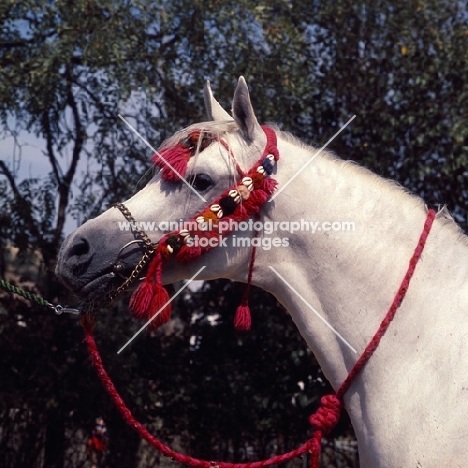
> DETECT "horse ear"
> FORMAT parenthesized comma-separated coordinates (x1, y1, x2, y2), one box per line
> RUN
(232, 76, 262, 142)
(204, 80, 232, 121)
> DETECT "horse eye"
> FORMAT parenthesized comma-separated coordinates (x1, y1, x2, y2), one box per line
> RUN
(190, 174, 213, 192)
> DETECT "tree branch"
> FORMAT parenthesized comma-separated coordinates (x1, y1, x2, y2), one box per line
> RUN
(42, 112, 62, 184)
(0, 160, 20, 197)
(52, 66, 86, 246)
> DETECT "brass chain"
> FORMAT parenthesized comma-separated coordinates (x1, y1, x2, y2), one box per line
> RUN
(108, 248, 154, 302)
(113, 202, 154, 249)
(109, 203, 158, 302)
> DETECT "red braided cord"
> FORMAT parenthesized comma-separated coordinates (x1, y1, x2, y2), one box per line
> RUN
(82, 209, 436, 467)
(336, 208, 436, 400)
(241, 227, 258, 305)
(82, 320, 315, 467)
(218, 139, 246, 177)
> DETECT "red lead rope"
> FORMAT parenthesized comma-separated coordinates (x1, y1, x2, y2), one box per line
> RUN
(81, 209, 436, 468)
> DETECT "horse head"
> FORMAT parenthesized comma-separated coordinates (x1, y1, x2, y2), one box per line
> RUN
(56, 77, 277, 325)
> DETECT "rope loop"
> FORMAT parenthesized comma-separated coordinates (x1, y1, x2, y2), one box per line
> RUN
(308, 394, 342, 435)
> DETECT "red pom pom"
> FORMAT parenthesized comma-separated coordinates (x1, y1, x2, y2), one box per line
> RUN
(251, 172, 264, 189)
(234, 304, 251, 330)
(129, 281, 154, 319)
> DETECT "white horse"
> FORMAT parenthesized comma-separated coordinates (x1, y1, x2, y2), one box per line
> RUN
(56, 77, 468, 467)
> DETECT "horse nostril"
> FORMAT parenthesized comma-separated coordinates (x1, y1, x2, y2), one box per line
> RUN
(69, 238, 90, 258)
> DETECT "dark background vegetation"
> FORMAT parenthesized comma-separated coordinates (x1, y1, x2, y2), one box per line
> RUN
(0, 0, 466, 466)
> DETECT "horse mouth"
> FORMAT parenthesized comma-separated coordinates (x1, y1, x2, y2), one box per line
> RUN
(79, 271, 118, 301)
(56, 231, 150, 305)
(76, 261, 146, 304)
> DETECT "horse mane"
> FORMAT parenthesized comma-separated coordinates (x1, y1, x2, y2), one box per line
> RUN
(272, 124, 423, 206)
(272, 125, 468, 245)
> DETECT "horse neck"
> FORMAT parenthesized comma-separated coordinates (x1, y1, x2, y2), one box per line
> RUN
(244, 134, 456, 389)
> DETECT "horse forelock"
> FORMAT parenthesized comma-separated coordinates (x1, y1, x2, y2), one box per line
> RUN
(159, 120, 239, 150)
(154, 119, 265, 183)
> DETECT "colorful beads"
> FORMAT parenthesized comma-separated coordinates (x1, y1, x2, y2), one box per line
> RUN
(219, 195, 238, 216)
(164, 141, 277, 251)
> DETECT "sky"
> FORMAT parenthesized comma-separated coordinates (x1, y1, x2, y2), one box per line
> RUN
(0, 124, 91, 236)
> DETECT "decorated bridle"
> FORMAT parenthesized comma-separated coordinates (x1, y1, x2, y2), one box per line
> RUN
(110, 125, 280, 331)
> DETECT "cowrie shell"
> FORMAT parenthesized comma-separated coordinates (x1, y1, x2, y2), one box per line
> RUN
(257, 166, 265, 174)
(210, 205, 223, 217)
(167, 245, 174, 254)
(196, 216, 208, 231)
(179, 229, 190, 238)
(241, 177, 252, 187)
(229, 190, 241, 204)
(267, 154, 275, 162)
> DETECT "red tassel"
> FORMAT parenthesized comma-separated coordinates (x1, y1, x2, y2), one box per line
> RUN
(152, 145, 191, 181)
(234, 304, 251, 331)
(262, 177, 278, 195)
(129, 281, 154, 319)
(129, 282, 171, 330)
(146, 284, 171, 330)
(247, 189, 271, 207)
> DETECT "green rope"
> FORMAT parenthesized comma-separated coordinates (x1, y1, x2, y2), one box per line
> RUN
(0, 278, 52, 308)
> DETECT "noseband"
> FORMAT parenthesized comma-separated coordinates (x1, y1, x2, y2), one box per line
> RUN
(109, 126, 280, 329)
(109, 202, 158, 302)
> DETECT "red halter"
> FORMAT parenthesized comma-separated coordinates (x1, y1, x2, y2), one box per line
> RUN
(122, 126, 280, 330)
